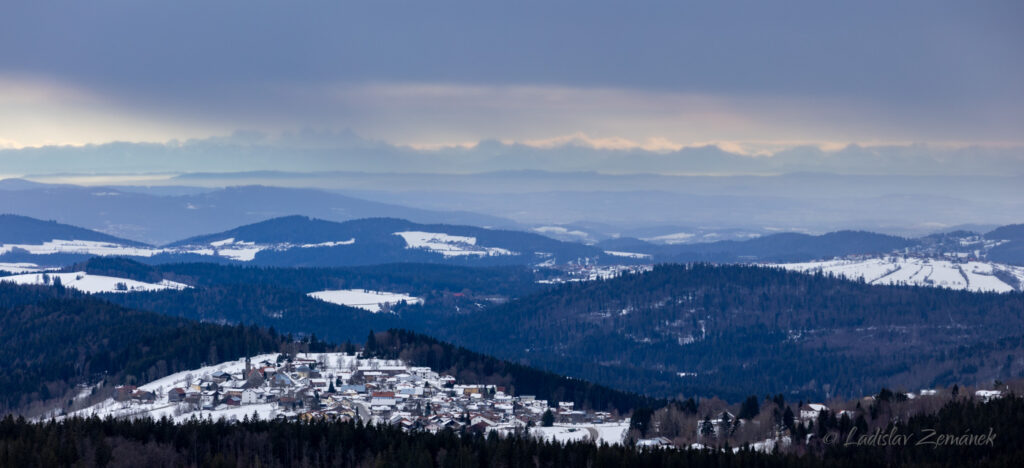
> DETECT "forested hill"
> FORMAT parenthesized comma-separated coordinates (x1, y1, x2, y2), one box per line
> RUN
(0, 214, 145, 245)
(0, 280, 655, 418)
(72, 257, 545, 297)
(433, 264, 1024, 401)
(85, 258, 547, 345)
(367, 329, 661, 413)
(597, 230, 913, 263)
(0, 283, 285, 416)
(165, 215, 609, 267)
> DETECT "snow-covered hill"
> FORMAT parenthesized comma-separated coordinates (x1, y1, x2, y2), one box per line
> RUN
(0, 262, 54, 273)
(307, 289, 423, 313)
(0, 271, 189, 293)
(771, 257, 1024, 293)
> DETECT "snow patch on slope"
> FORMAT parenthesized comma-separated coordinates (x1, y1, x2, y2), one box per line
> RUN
(530, 423, 629, 445)
(532, 226, 592, 242)
(0, 271, 189, 293)
(300, 239, 355, 248)
(0, 239, 163, 257)
(0, 237, 361, 263)
(772, 256, 1024, 293)
(0, 262, 56, 273)
(603, 250, 652, 259)
(394, 231, 515, 257)
(642, 232, 695, 244)
(308, 288, 423, 313)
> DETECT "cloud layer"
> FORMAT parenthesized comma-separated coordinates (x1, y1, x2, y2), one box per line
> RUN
(1, 1, 1021, 151)
(2, 132, 1022, 179)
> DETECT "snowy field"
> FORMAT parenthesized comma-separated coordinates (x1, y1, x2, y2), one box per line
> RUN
(772, 257, 1024, 293)
(308, 288, 424, 313)
(179, 237, 360, 261)
(530, 423, 629, 445)
(0, 239, 163, 257)
(0, 271, 189, 293)
(603, 250, 652, 259)
(0, 237, 360, 263)
(642, 232, 695, 244)
(531, 226, 593, 242)
(206, 238, 263, 261)
(0, 262, 55, 273)
(394, 231, 515, 257)
(300, 239, 355, 248)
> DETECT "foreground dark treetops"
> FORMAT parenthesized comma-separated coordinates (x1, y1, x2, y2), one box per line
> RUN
(3, 390, 1024, 468)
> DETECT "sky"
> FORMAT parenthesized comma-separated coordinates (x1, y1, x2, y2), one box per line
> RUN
(1, 1, 1022, 173)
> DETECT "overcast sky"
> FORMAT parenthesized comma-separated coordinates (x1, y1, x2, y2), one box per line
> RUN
(1, 1, 1022, 170)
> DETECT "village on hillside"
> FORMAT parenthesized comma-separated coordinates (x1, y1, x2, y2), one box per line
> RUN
(68, 352, 632, 446)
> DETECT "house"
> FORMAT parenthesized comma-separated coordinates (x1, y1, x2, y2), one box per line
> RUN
(636, 437, 674, 448)
(184, 392, 202, 405)
(800, 403, 829, 421)
(132, 390, 156, 403)
(976, 390, 1003, 402)
(114, 385, 138, 402)
(242, 389, 260, 405)
(372, 391, 397, 406)
(338, 384, 366, 395)
(271, 373, 295, 387)
(695, 411, 738, 437)
(308, 379, 328, 390)
(279, 396, 302, 410)
(244, 369, 265, 388)
(168, 387, 186, 403)
(470, 415, 496, 427)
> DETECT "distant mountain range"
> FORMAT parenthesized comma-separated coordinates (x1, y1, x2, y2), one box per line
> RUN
(0, 181, 516, 244)
(2, 212, 1024, 276)
(0, 215, 611, 268)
